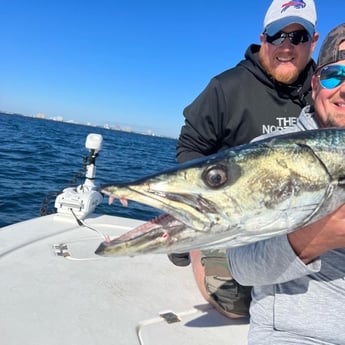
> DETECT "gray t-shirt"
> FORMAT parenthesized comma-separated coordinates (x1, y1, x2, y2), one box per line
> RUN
(227, 106, 345, 344)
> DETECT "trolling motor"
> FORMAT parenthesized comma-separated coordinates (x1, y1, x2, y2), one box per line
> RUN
(79, 133, 103, 192)
(54, 133, 104, 219)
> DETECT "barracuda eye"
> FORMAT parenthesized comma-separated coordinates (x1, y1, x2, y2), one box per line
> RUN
(202, 165, 228, 188)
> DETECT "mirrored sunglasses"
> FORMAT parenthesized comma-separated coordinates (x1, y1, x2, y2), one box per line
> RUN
(318, 65, 345, 89)
(265, 30, 310, 46)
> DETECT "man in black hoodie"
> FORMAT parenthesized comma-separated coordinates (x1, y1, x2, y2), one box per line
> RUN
(170, 0, 320, 319)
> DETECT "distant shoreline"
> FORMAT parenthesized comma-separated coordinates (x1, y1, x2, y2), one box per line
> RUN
(0, 111, 176, 140)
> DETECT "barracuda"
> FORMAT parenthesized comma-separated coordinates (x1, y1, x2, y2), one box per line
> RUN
(95, 128, 345, 257)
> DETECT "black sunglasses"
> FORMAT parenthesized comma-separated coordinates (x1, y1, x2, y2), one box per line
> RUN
(265, 30, 311, 46)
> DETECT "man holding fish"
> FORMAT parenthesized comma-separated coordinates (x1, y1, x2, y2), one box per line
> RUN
(228, 23, 345, 344)
(171, 0, 319, 319)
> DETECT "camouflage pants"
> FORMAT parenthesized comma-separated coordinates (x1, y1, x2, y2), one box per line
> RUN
(201, 249, 251, 316)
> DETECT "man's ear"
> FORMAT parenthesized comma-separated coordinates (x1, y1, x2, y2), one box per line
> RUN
(311, 74, 319, 101)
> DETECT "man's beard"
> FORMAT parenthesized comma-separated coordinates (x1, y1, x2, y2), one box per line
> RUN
(259, 51, 299, 84)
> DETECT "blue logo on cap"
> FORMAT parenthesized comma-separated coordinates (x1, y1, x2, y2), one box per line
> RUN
(281, 0, 306, 13)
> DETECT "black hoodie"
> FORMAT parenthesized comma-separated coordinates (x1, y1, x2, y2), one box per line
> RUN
(176, 44, 316, 163)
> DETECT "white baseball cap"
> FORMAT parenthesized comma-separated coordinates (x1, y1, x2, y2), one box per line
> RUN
(264, 0, 317, 37)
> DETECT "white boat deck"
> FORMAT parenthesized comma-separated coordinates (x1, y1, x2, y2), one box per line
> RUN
(0, 213, 249, 345)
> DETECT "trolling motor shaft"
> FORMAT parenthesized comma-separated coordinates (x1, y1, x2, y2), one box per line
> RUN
(55, 133, 103, 219)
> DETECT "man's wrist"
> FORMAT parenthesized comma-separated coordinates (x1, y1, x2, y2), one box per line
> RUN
(287, 223, 324, 264)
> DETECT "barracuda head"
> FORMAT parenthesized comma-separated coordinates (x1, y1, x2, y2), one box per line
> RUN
(103, 151, 237, 231)
(95, 129, 345, 257)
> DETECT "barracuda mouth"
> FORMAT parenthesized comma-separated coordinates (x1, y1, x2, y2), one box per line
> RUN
(94, 214, 189, 256)
(101, 184, 217, 212)
(97, 184, 220, 256)
(100, 184, 218, 229)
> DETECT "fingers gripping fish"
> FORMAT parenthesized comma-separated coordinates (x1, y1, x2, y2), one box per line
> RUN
(95, 128, 345, 257)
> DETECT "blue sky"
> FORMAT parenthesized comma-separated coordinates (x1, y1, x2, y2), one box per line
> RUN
(0, 1, 343, 138)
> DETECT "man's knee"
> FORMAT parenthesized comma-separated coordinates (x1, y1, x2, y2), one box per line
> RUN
(192, 249, 251, 317)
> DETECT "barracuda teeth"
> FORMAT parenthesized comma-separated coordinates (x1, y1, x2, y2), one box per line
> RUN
(104, 191, 128, 206)
(119, 196, 128, 207)
(152, 214, 170, 224)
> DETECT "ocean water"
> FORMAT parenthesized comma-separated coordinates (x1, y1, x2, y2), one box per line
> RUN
(0, 113, 178, 228)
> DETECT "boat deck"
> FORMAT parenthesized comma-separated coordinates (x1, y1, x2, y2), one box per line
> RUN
(0, 213, 249, 345)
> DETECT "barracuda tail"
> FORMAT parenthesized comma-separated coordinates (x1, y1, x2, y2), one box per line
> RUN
(96, 128, 345, 257)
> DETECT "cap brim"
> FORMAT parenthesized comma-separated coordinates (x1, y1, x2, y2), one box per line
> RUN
(265, 17, 314, 37)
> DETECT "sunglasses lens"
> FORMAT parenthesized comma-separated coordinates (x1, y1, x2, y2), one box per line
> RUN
(266, 30, 310, 46)
(289, 31, 309, 45)
(319, 65, 345, 89)
(266, 32, 284, 45)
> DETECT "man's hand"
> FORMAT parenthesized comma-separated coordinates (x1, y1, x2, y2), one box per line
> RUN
(288, 204, 345, 264)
